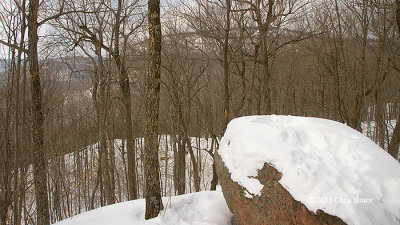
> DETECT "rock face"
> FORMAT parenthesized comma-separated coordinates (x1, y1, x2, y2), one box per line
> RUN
(215, 151, 347, 225)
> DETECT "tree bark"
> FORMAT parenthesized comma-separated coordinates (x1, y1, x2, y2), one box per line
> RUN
(28, 0, 50, 223)
(145, 0, 163, 219)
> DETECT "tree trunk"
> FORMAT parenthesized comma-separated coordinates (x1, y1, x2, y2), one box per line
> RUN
(176, 134, 186, 195)
(388, 103, 400, 160)
(210, 136, 218, 190)
(348, 95, 362, 132)
(18, 58, 28, 225)
(13, 4, 26, 223)
(375, 90, 385, 148)
(185, 136, 200, 192)
(113, 0, 137, 200)
(164, 135, 168, 195)
(256, 0, 274, 115)
(396, 0, 400, 34)
(28, 0, 50, 223)
(223, 0, 231, 131)
(391, 1, 400, 160)
(145, 0, 163, 219)
(262, 53, 272, 114)
(98, 50, 113, 206)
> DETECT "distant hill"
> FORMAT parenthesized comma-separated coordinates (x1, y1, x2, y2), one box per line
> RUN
(0, 57, 93, 81)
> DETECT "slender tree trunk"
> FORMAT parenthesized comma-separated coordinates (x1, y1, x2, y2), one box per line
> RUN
(176, 134, 185, 194)
(396, 0, 400, 34)
(389, 0, 400, 160)
(333, 0, 346, 123)
(262, 54, 272, 114)
(28, 0, 50, 223)
(17, 58, 28, 225)
(223, 0, 231, 131)
(124, 94, 137, 200)
(185, 136, 200, 192)
(351, 97, 363, 132)
(113, 0, 137, 199)
(375, 90, 385, 148)
(145, 0, 163, 219)
(257, 0, 274, 114)
(1, 16, 19, 225)
(171, 89, 189, 195)
(13, 5, 26, 223)
(99, 61, 109, 206)
(164, 135, 168, 195)
(94, 43, 115, 206)
(1, 63, 12, 225)
(210, 136, 218, 190)
(171, 134, 180, 194)
(91, 64, 102, 209)
(388, 103, 400, 160)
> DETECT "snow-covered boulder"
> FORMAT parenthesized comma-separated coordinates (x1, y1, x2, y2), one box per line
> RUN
(216, 115, 400, 225)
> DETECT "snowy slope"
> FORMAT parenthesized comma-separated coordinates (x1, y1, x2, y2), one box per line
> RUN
(218, 115, 400, 225)
(17, 136, 214, 224)
(52, 190, 233, 225)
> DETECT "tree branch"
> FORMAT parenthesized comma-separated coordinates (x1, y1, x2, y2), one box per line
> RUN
(0, 39, 28, 53)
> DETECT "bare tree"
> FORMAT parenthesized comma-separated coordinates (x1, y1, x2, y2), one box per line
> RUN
(223, 0, 232, 131)
(113, 0, 142, 201)
(27, 0, 51, 222)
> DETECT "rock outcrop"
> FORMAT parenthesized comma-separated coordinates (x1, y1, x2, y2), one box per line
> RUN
(215, 151, 347, 225)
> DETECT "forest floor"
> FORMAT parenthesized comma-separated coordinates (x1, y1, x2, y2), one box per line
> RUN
(53, 189, 234, 225)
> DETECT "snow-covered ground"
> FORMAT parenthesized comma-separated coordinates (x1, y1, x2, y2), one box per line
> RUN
(52, 189, 233, 225)
(61, 136, 214, 199)
(361, 120, 397, 150)
(219, 115, 400, 225)
(19, 135, 215, 224)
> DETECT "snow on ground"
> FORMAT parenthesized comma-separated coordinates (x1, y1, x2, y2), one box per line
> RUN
(218, 115, 400, 225)
(361, 120, 397, 150)
(16, 135, 215, 224)
(52, 190, 233, 225)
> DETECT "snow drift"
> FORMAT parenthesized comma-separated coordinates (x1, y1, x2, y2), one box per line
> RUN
(218, 115, 400, 225)
(52, 190, 233, 225)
